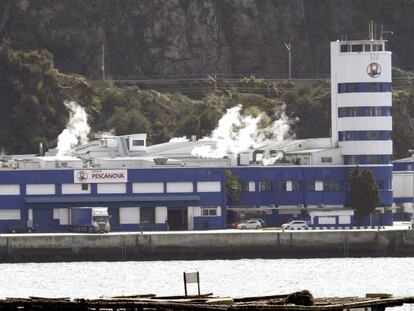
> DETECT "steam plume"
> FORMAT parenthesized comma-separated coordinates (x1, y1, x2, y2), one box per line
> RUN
(191, 105, 291, 158)
(56, 101, 90, 156)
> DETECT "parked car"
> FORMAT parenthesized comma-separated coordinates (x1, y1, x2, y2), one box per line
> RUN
(281, 220, 309, 230)
(248, 218, 266, 228)
(236, 220, 262, 230)
(8, 226, 35, 233)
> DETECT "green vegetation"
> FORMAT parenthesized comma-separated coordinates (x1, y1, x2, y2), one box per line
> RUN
(225, 170, 242, 202)
(348, 168, 380, 225)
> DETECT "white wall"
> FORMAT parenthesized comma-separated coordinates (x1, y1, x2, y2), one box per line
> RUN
(340, 140, 393, 155)
(133, 182, 164, 194)
(311, 148, 343, 165)
(120, 207, 140, 224)
(0, 185, 20, 195)
(393, 172, 414, 198)
(53, 208, 69, 225)
(26, 184, 55, 195)
(197, 181, 221, 192)
(97, 183, 126, 194)
(335, 52, 392, 83)
(337, 93, 392, 107)
(166, 182, 193, 193)
(337, 116, 392, 131)
(62, 184, 91, 194)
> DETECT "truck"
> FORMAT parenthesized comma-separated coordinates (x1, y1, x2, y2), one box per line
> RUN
(68, 207, 111, 233)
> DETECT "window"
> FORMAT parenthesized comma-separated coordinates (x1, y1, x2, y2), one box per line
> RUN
(351, 44, 363, 52)
(81, 183, 89, 191)
(366, 131, 381, 140)
(367, 155, 381, 164)
(373, 44, 383, 51)
(241, 182, 250, 192)
(259, 182, 271, 192)
(275, 182, 286, 192)
(340, 44, 350, 52)
(338, 82, 392, 93)
(323, 181, 341, 192)
(306, 182, 315, 191)
(364, 44, 371, 52)
(321, 157, 332, 163)
(348, 156, 359, 165)
(132, 140, 144, 146)
(140, 207, 155, 225)
(292, 181, 301, 191)
(197, 181, 221, 192)
(0, 185, 20, 195)
(201, 206, 218, 216)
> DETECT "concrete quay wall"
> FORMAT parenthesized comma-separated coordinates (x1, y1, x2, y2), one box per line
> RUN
(0, 230, 414, 262)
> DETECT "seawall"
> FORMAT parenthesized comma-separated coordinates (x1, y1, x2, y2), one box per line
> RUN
(1, 230, 414, 262)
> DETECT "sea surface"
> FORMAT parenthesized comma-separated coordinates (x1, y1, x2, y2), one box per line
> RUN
(0, 258, 413, 310)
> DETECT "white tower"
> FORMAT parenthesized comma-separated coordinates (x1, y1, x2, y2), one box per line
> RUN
(331, 39, 392, 165)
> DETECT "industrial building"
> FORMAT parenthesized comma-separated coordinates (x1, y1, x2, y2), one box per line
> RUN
(0, 37, 410, 232)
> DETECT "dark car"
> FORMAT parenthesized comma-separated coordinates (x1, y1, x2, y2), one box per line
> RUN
(8, 226, 35, 233)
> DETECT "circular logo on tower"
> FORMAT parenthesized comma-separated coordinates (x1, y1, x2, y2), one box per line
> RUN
(76, 170, 88, 183)
(367, 63, 381, 78)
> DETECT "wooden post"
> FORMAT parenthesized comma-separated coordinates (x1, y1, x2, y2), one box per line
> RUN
(183, 272, 188, 297)
(197, 271, 201, 296)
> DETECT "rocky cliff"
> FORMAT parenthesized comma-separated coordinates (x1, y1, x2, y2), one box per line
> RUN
(1, 0, 414, 79)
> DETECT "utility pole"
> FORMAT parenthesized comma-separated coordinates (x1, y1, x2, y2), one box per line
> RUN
(208, 74, 218, 92)
(284, 42, 292, 80)
(101, 44, 105, 81)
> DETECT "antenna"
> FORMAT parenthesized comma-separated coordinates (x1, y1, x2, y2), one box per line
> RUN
(380, 23, 394, 39)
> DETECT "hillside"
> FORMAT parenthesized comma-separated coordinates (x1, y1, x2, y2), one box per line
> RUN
(0, 0, 413, 158)
(2, 0, 414, 78)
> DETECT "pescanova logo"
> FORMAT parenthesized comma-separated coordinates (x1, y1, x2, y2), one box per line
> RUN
(76, 170, 88, 183)
(74, 169, 128, 183)
(367, 62, 381, 78)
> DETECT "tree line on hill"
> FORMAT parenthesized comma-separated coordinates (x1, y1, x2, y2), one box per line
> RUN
(0, 43, 413, 159)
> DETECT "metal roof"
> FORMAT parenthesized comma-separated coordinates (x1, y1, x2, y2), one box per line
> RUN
(25, 195, 200, 204)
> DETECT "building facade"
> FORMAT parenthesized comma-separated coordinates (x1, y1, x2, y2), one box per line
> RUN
(0, 37, 400, 232)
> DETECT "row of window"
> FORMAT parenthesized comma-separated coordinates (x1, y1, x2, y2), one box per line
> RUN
(344, 155, 391, 165)
(0, 181, 222, 196)
(338, 131, 391, 141)
(254, 180, 390, 192)
(340, 43, 384, 53)
(338, 83, 391, 93)
(256, 181, 339, 192)
(338, 106, 391, 118)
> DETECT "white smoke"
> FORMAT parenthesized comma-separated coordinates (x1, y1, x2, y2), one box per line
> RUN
(191, 105, 291, 159)
(262, 151, 284, 166)
(56, 101, 90, 156)
(169, 136, 189, 143)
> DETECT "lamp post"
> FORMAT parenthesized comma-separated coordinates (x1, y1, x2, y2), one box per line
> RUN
(284, 42, 292, 80)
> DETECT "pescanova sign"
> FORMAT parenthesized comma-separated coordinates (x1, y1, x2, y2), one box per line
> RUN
(74, 169, 128, 183)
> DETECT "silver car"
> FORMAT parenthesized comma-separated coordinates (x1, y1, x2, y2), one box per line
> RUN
(281, 220, 309, 230)
(236, 220, 262, 230)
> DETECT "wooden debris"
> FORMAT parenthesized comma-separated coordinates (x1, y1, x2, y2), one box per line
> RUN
(0, 292, 411, 310)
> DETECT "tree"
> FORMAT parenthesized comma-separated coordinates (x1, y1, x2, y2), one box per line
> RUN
(348, 168, 380, 225)
(225, 170, 241, 203)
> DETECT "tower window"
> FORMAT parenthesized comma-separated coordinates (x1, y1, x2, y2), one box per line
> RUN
(351, 44, 363, 52)
(340, 44, 350, 52)
(364, 44, 371, 52)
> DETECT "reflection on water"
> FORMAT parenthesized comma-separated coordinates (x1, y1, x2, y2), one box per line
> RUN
(0, 258, 413, 310)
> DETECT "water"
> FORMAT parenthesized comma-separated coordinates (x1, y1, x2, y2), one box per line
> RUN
(0, 258, 413, 310)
